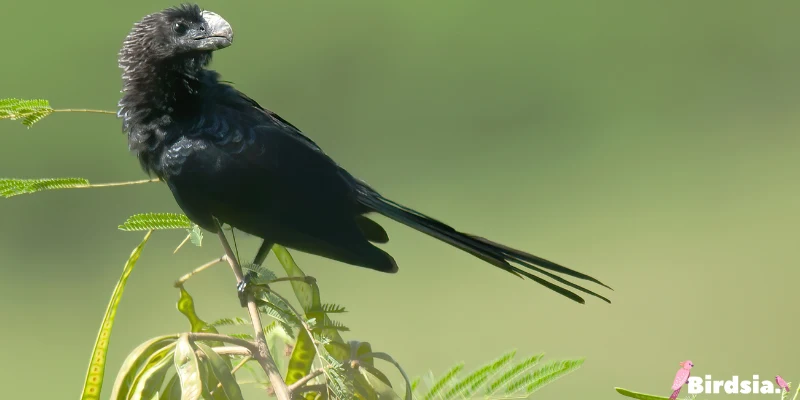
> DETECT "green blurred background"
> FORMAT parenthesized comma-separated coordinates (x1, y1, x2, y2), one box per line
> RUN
(1, 1, 798, 399)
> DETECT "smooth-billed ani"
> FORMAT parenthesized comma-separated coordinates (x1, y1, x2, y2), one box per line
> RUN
(117, 4, 611, 304)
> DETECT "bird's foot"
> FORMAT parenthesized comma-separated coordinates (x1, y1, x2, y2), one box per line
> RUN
(237, 271, 257, 307)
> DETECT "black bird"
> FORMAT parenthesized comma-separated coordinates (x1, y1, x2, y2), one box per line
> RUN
(118, 4, 611, 304)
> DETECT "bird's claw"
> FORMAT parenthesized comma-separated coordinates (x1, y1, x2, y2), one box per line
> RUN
(237, 271, 257, 307)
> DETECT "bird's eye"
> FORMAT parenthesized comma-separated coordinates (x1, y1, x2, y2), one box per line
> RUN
(173, 22, 189, 35)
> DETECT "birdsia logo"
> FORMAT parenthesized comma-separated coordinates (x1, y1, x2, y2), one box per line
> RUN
(666, 360, 794, 398)
(686, 375, 791, 395)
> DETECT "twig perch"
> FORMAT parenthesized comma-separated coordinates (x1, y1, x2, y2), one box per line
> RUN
(287, 367, 326, 392)
(217, 227, 291, 400)
(174, 256, 226, 287)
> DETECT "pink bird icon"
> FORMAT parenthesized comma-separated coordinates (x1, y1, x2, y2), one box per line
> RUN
(776, 375, 790, 393)
(669, 360, 694, 400)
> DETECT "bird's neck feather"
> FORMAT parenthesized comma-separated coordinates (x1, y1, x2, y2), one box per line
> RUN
(118, 52, 217, 176)
(119, 52, 212, 113)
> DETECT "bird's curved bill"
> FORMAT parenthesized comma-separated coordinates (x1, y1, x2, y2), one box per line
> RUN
(195, 11, 233, 50)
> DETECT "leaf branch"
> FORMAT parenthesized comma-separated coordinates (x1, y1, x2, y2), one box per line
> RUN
(174, 256, 226, 287)
(216, 226, 291, 400)
(287, 367, 327, 392)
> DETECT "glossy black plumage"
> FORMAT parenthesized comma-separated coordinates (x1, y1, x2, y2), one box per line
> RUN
(118, 4, 611, 303)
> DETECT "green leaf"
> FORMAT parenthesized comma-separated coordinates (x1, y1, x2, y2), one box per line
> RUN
(0, 98, 54, 127)
(272, 245, 319, 314)
(318, 303, 347, 314)
(0, 177, 89, 198)
(443, 350, 516, 399)
(273, 245, 327, 391)
(173, 335, 203, 400)
(410, 377, 420, 393)
(352, 369, 380, 400)
(189, 225, 203, 246)
(519, 359, 583, 394)
(348, 345, 390, 400)
(423, 363, 464, 400)
(361, 352, 413, 400)
(285, 330, 317, 386)
(129, 344, 178, 400)
(82, 231, 153, 400)
(359, 366, 401, 400)
(227, 333, 254, 340)
(615, 388, 672, 400)
(240, 263, 278, 284)
(265, 323, 287, 376)
(119, 213, 193, 231)
(485, 353, 544, 394)
(353, 341, 375, 369)
(314, 319, 350, 332)
(196, 343, 245, 400)
(160, 374, 182, 400)
(273, 245, 348, 360)
(259, 301, 299, 340)
(110, 335, 179, 400)
(319, 349, 350, 399)
(175, 285, 232, 399)
(176, 286, 217, 334)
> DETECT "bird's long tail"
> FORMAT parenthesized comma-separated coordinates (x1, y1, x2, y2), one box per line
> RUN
(356, 191, 612, 304)
(669, 388, 681, 400)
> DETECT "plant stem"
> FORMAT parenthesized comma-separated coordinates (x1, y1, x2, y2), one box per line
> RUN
(230, 356, 253, 374)
(174, 256, 226, 287)
(188, 332, 257, 352)
(217, 228, 291, 400)
(210, 356, 253, 396)
(207, 346, 252, 356)
(295, 384, 328, 397)
(77, 178, 160, 188)
(287, 367, 326, 392)
(173, 233, 192, 253)
(52, 108, 117, 115)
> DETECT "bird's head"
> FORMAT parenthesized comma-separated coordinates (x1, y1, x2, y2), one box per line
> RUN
(679, 360, 694, 369)
(119, 4, 233, 72)
(118, 4, 234, 174)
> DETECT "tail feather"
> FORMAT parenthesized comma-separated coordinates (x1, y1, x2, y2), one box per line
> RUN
(358, 192, 611, 304)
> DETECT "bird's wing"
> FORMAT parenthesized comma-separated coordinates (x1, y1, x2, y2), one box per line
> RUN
(190, 87, 356, 203)
(671, 370, 689, 390)
(229, 88, 326, 153)
(167, 84, 373, 257)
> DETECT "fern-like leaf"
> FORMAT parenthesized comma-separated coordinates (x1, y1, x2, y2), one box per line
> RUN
(314, 319, 350, 332)
(0, 177, 89, 198)
(0, 98, 54, 127)
(118, 213, 193, 231)
(411, 377, 421, 392)
(320, 348, 350, 399)
(443, 350, 517, 399)
(209, 317, 251, 327)
(521, 359, 583, 394)
(318, 303, 347, 314)
(240, 262, 278, 283)
(485, 353, 544, 395)
(412, 352, 578, 400)
(228, 333, 254, 340)
(259, 302, 299, 340)
(423, 363, 464, 400)
(503, 359, 583, 394)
